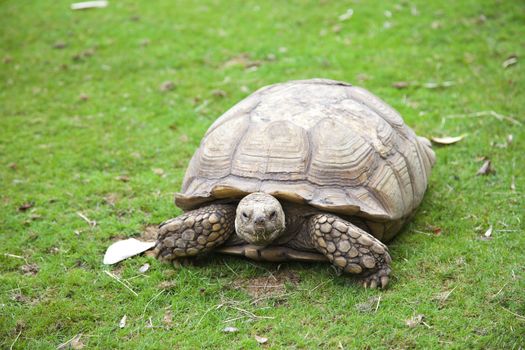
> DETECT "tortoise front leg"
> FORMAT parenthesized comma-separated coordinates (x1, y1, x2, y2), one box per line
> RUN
(155, 204, 236, 263)
(308, 214, 392, 288)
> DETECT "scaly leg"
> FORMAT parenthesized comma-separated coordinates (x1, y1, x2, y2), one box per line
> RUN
(156, 204, 236, 264)
(308, 213, 392, 288)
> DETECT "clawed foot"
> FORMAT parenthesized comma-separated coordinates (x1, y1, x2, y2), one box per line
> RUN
(172, 257, 195, 268)
(309, 213, 393, 289)
(156, 204, 236, 263)
(360, 266, 391, 289)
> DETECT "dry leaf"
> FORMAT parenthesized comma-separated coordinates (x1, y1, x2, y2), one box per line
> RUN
(502, 55, 518, 69)
(431, 21, 441, 29)
(405, 314, 425, 328)
(255, 335, 268, 344)
(53, 41, 67, 49)
(222, 53, 261, 69)
(78, 93, 89, 101)
(119, 315, 127, 328)
(115, 175, 130, 182)
(139, 263, 150, 273)
(8, 162, 17, 170)
(431, 135, 466, 145)
(476, 160, 493, 175)
(160, 81, 175, 92)
(484, 225, 493, 238)
(211, 89, 227, 98)
(103, 238, 156, 264)
(20, 263, 39, 275)
(392, 81, 409, 89)
(423, 81, 454, 89)
(18, 202, 34, 211)
(222, 326, 238, 333)
(338, 8, 354, 21)
(71, 1, 108, 10)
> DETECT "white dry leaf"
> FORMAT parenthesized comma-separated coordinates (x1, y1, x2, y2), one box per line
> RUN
(338, 8, 354, 21)
(476, 160, 493, 176)
(71, 1, 108, 10)
(431, 135, 466, 145)
(502, 55, 518, 69)
(255, 335, 268, 344)
(222, 326, 238, 333)
(423, 81, 454, 89)
(103, 238, 156, 264)
(139, 263, 150, 273)
(119, 315, 127, 328)
(484, 225, 493, 238)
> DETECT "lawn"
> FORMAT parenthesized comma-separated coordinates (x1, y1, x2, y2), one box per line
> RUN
(1, 0, 524, 348)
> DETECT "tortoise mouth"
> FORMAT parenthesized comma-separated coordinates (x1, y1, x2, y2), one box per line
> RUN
(240, 229, 281, 246)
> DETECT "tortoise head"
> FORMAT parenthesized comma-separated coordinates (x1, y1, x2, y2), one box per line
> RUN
(235, 192, 285, 246)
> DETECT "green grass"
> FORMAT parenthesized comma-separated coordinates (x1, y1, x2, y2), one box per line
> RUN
(1, 0, 524, 348)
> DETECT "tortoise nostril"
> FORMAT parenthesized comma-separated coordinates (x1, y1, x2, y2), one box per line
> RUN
(254, 216, 265, 225)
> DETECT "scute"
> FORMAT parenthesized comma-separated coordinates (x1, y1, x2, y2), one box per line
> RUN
(308, 118, 377, 186)
(232, 120, 309, 180)
(177, 79, 435, 221)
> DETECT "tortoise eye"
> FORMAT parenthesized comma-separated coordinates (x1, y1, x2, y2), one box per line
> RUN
(269, 211, 276, 219)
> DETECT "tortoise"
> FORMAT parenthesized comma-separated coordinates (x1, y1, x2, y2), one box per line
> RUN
(155, 78, 435, 288)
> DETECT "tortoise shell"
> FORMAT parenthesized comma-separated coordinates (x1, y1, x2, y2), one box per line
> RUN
(176, 79, 435, 222)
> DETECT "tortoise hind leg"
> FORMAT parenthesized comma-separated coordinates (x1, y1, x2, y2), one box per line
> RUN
(155, 204, 236, 263)
(308, 213, 392, 288)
